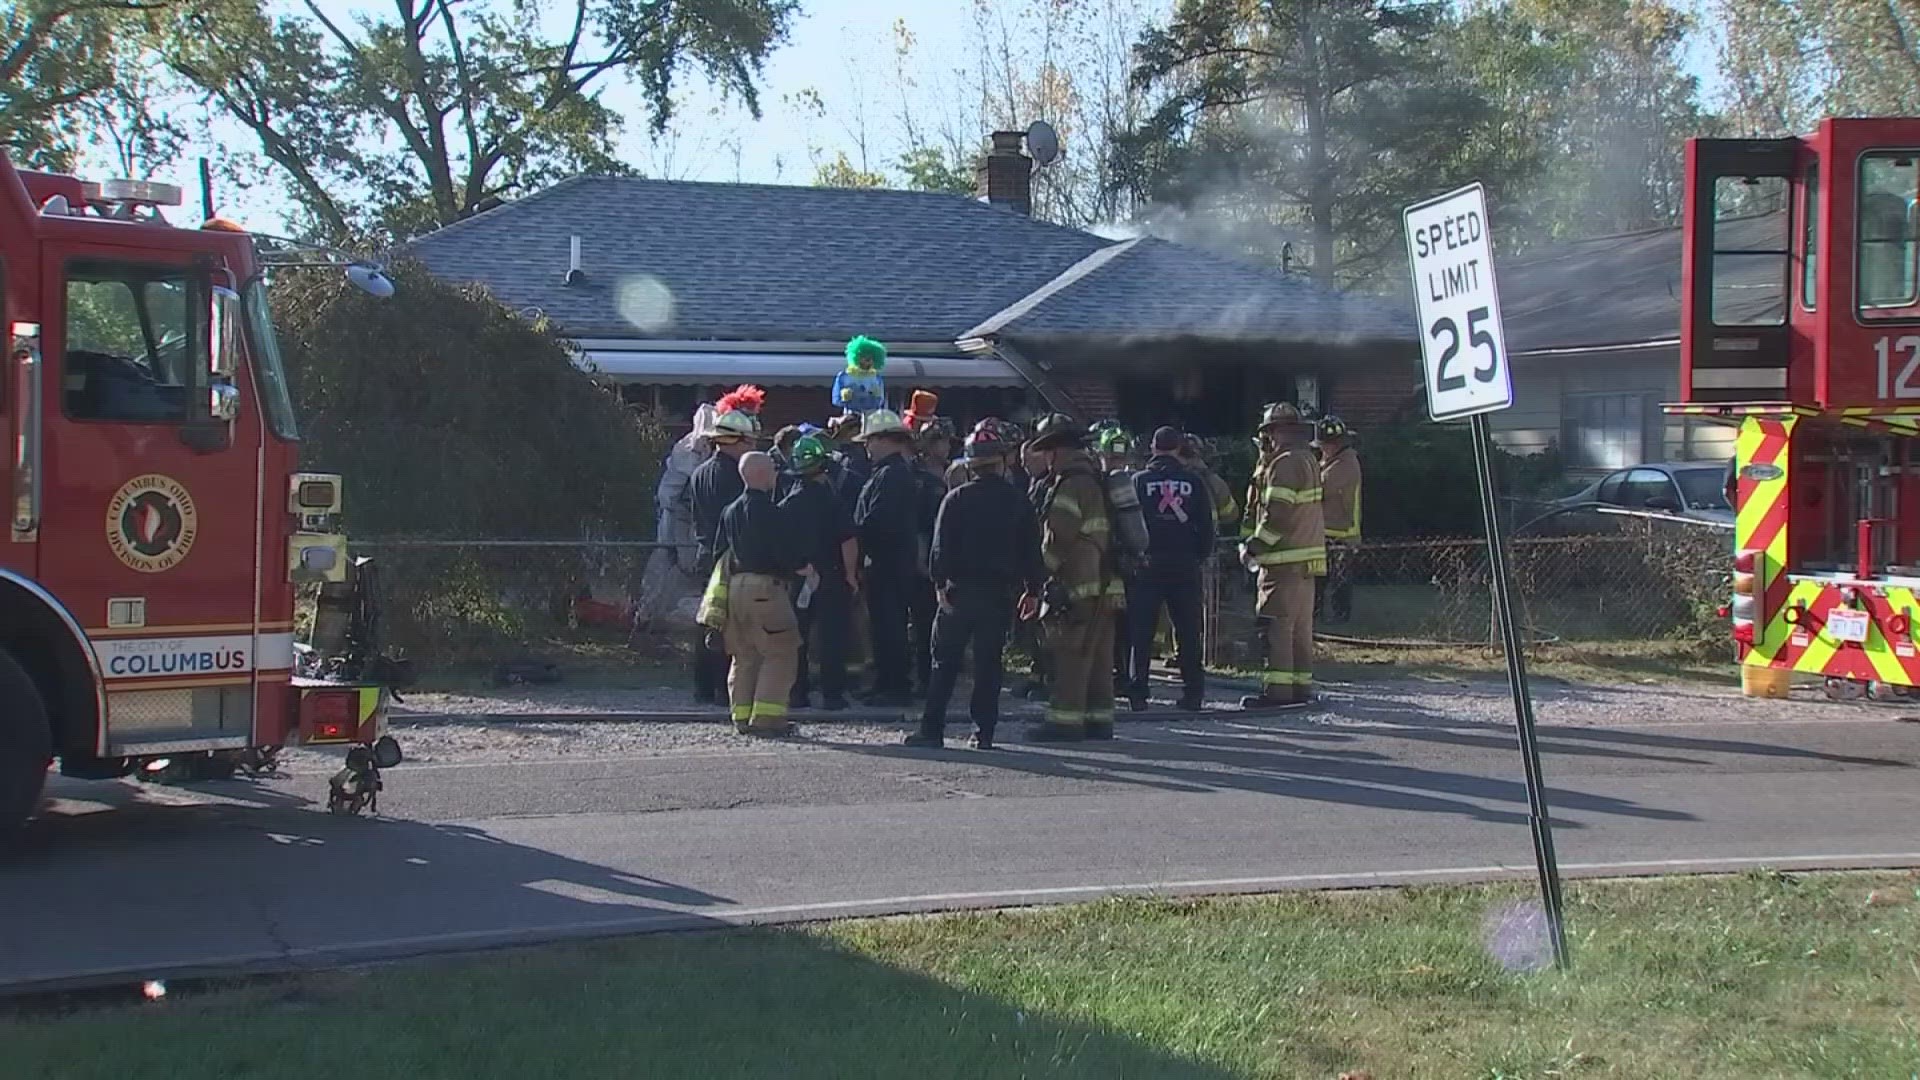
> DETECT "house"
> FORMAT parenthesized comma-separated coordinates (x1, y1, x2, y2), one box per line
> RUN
(1492, 214, 1786, 475)
(406, 133, 1415, 442)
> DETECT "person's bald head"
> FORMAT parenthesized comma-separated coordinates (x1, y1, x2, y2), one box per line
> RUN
(739, 451, 777, 492)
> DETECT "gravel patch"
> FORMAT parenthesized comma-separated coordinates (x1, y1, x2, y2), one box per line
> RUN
(316, 674, 1901, 773)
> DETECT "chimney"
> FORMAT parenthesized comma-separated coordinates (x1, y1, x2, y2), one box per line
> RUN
(976, 130, 1033, 215)
(564, 234, 584, 286)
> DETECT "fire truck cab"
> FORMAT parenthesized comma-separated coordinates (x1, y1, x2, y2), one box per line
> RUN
(1, 156, 394, 835)
(1672, 118, 1920, 697)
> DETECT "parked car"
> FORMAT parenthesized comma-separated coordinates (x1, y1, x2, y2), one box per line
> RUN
(1545, 462, 1736, 527)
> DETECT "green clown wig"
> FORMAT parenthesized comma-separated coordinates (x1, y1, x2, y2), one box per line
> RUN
(845, 335, 888, 374)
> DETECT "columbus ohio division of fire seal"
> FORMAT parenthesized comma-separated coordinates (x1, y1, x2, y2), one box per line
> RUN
(105, 474, 199, 573)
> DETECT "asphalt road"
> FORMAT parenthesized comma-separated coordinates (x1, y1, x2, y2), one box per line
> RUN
(5, 677, 1919, 992)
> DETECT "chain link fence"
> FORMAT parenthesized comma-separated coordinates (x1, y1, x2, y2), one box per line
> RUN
(344, 507, 1732, 680)
(1202, 508, 1732, 664)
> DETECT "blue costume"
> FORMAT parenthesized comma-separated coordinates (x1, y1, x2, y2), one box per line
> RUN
(833, 335, 888, 414)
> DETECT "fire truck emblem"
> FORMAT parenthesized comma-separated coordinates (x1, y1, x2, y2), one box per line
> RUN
(105, 474, 199, 573)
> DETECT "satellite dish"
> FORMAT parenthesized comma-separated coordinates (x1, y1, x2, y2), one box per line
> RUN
(1026, 120, 1061, 168)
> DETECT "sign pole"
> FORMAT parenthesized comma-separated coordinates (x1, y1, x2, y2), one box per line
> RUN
(1405, 182, 1569, 971)
(1469, 410, 1569, 969)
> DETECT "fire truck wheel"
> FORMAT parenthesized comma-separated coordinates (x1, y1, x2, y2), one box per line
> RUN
(0, 649, 53, 838)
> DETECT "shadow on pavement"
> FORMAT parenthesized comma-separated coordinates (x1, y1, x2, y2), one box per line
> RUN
(2, 777, 733, 990)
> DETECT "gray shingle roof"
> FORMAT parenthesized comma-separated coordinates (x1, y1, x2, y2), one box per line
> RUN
(405, 176, 1108, 342)
(1499, 213, 1786, 354)
(975, 236, 1412, 345)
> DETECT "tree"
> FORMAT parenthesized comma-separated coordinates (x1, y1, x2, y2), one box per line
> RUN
(1715, 0, 1920, 136)
(1, 0, 169, 170)
(155, 0, 797, 241)
(897, 145, 974, 196)
(784, 2, 1154, 225)
(813, 151, 888, 189)
(1116, 1, 1511, 289)
(1451, 0, 1708, 244)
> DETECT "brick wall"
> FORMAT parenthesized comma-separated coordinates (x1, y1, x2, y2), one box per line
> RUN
(1059, 376, 1118, 420)
(1324, 357, 1421, 433)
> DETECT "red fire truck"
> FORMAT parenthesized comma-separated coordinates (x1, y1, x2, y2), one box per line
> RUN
(1, 156, 399, 836)
(1671, 118, 1920, 698)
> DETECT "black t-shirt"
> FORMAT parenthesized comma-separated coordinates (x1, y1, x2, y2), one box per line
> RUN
(717, 489, 804, 574)
(780, 475, 855, 578)
(855, 454, 920, 580)
(690, 453, 745, 559)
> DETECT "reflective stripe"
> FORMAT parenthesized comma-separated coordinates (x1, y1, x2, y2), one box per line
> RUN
(1080, 515, 1109, 535)
(1264, 485, 1323, 505)
(1086, 709, 1114, 723)
(1069, 580, 1104, 599)
(751, 701, 788, 720)
(730, 704, 752, 721)
(1325, 526, 1361, 540)
(1043, 550, 1062, 572)
(1262, 669, 1308, 686)
(1254, 525, 1284, 546)
(1052, 495, 1083, 517)
(1103, 579, 1125, 597)
(1047, 707, 1084, 725)
(1255, 546, 1326, 567)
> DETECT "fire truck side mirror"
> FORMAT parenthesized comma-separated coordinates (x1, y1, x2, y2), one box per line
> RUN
(208, 285, 243, 380)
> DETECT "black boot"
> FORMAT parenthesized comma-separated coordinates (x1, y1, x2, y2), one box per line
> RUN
(902, 730, 944, 748)
(1085, 721, 1115, 740)
(1179, 691, 1205, 713)
(969, 729, 997, 750)
(1024, 723, 1083, 743)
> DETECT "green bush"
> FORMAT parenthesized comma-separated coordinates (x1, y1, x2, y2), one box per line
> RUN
(1359, 421, 1561, 539)
(271, 258, 665, 539)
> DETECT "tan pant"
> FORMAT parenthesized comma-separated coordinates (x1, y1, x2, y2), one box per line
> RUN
(1257, 564, 1315, 697)
(1046, 596, 1118, 730)
(723, 573, 800, 731)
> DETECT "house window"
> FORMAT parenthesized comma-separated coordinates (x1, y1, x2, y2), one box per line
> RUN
(1564, 392, 1650, 470)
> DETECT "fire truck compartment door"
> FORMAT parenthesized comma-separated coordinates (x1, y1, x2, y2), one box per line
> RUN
(38, 241, 266, 742)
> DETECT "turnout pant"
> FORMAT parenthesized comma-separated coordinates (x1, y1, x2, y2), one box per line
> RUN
(723, 573, 801, 731)
(865, 571, 913, 694)
(1128, 571, 1205, 697)
(792, 579, 851, 701)
(1045, 597, 1118, 731)
(917, 586, 1016, 740)
(1257, 564, 1315, 699)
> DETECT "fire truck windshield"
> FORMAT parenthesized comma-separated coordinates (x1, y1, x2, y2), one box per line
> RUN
(244, 282, 300, 440)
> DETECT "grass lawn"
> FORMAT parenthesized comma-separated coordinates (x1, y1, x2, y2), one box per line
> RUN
(6, 872, 1917, 1079)
(1314, 639, 1739, 690)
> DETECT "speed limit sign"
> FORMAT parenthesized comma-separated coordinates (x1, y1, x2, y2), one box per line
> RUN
(1404, 184, 1514, 421)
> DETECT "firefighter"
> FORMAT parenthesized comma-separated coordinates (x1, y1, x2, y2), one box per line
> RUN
(1180, 434, 1241, 535)
(1314, 416, 1362, 625)
(780, 434, 858, 711)
(905, 419, 1044, 749)
(687, 386, 763, 705)
(1093, 423, 1140, 695)
(853, 408, 921, 707)
(1027, 414, 1126, 741)
(711, 452, 812, 735)
(1014, 436, 1052, 699)
(1129, 426, 1214, 712)
(908, 417, 957, 696)
(1240, 402, 1325, 708)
